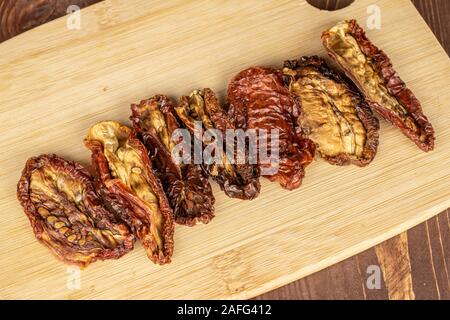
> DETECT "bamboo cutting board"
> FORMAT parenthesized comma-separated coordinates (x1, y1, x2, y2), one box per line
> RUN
(0, 0, 449, 300)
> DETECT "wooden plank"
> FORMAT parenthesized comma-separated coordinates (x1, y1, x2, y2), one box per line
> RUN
(375, 233, 415, 300)
(0, 0, 449, 299)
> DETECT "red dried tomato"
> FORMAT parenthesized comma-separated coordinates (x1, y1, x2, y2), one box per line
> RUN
(228, 67, 316, 190)
(131, 95, 215, 226)
(283, 55, 379, 166)
(322, 19, 435, 152)
(175, 88, 261, 200)
(17, 154, 134, 268)
(84, 121, 174, 265)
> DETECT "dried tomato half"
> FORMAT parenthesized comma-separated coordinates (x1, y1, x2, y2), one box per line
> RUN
(283, 56, 379, 166)
(228, 67, 316, 190)
(175, 88, 261, 200)
(17, 154, 134, 268)
(84, 121, 174, 265)
(322, 19, 435, 152)
(130, 95, 215, 226)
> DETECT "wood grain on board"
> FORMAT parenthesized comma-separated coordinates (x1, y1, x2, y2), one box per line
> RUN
(0, 0, 448, 299)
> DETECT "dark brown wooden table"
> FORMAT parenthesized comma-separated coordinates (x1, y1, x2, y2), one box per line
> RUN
(1, 0, 448, 300)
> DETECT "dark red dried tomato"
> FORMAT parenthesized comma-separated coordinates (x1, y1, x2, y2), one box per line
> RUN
(228, 67, 316, 190)
(322, 19, 435, 152)
(130, 95, 215, 226)
(283, 56, 379, 166)
(175, 88, 261, 200)
(17, 154, 134, 268)
(84, 121, 174, 265)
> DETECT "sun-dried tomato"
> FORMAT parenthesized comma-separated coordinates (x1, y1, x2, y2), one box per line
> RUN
(175, 88, 261, 200)
(130, 95, 215, 226)
(228, 67, 316, 190)
(322, 19, 435, 152)
(17, 154, 134, 268)
(283, 56, 380, 166)
(84, 121, 174, 265)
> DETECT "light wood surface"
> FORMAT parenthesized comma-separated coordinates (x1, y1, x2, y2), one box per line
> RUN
(0, 0, 449, 299)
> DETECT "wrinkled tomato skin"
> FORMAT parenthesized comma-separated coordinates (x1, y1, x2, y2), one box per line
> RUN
(130, 95, 215, 226)
(283, 56, 380, 166)
(228, 67, 315, 190)
(17, 154, 135, 268)
(85, 122, 175, 265)
(175, 89, 261, 199)
(322, 20, 435, 152)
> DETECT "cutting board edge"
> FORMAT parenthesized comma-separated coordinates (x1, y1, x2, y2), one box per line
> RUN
(235, 199, 450, 300)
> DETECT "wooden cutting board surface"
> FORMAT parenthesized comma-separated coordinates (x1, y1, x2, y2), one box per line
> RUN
(0, 0, 449, 299)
